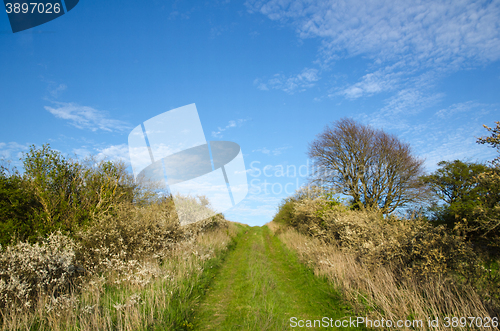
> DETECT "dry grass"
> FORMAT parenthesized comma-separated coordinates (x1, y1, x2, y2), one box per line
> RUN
(270, 222, 495, 330)
(0, 222, 237, 330)
(0, 193, 239, 331)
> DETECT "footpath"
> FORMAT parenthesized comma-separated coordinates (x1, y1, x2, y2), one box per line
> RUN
(190, 226, 362, 330)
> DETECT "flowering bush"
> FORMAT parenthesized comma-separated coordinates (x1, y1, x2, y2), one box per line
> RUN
(0, 232, 82, 310)
(281, 197, 478, 278)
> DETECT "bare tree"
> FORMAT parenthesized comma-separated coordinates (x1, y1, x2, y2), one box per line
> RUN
(308, 118, 427, 214)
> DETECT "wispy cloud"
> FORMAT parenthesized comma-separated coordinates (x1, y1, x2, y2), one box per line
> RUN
(97, 144, 130, 162)
(0, 142, 30, 162)
(247, 0, 500, 69)
(383, 88, 444, 115)
(247, 0, 500, 109)
(73, 143, 131, 164)
(211, 119, 248, 138)
(48, 83, 67, 98)
(252, 145, 292, 156)
(337, 69, 402, 99)
(44, 101, 130, 132)
(418, 126, 496, 172)
(254, 68, 319, 94)
(435, 101, 493, 119)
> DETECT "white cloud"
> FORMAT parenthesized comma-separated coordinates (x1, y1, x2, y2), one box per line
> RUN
(337, 69, 402, 99)
(254, 68, 320, 94)
(48, 83, 67, 98)
(247, 0, 500, 69)
(247, 0, 500, 107)
(356, 88, 444, 131)
(418, 126, 496, 172)
(73, 144, 131, 165)
(44, 101, 130, 132)
(96, 144, 131, 163)
(382, 88, 444, 116)
(211, 119, 247, 138)
(435, 101, 493, 119)
(252, 145, 292, 156)
(0, 142, 30, 162)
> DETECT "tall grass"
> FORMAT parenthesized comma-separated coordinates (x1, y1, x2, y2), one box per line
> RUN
(0, 145, 243, 330)
(269, 222, 496, 331)
(0, 220, 239, 330)
(269, 192, 500, 330)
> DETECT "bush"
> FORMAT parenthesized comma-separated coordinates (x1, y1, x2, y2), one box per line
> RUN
(276, 197, 478, 279)
(0, 145, 138, 245)
(76, 199, 183, 274)
(0, 232, 83, 310)
(0, 163, 42, 245)
(22, 145, 135, 237)
(76, 196, 228, 275)
(273, 198, 296, 225)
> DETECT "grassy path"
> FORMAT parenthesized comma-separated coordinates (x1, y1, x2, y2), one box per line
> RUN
(190, 226, 361, 330)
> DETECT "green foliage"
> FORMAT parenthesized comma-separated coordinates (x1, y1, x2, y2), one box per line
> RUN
(422, 160, 488, 227)
(422, 158, 500, 257)
(0, 144, 137, 245)
(477, 121, 500, 165)
(273, 198, 296, 225)
(0, 163, 41, 245)
(24, 144, 136, 235)
(422, 160, 487, 205)
(470, 166, 500, 250)
(22, 144, 85, 235)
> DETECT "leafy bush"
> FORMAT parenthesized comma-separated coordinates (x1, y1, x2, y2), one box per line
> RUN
(273, 198, 296, 225)
(22, 144, 135, 237)
(0, 163, 41, 245)
(0, 145, 137, 245)
(469, 166, 500, 253)
(423, 160, 500, 257)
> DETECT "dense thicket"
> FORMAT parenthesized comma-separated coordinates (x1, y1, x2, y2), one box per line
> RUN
(423, 160, 499, 256)
(0, 144, 135, 244)
(0, 144, 228, 314)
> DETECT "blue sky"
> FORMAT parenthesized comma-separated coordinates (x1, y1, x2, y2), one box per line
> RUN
(1, 0, 499, 226)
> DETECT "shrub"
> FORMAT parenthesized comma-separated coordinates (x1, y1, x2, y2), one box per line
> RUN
(76, 197, 228, 275)
(75, 200, 183, 274)
(277, 197, 478, 279)
(21, 144, 135, 238)
(273, 198, 296, 225)
(0, 163, 42, 245)
(0, 232, 83, 310)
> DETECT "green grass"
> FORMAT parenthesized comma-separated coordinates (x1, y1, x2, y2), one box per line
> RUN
(190, 226, 361, 330)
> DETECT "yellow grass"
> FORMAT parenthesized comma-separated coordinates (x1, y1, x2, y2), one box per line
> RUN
(0, 222, 238, 331)
(269, 221, 494, 331)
